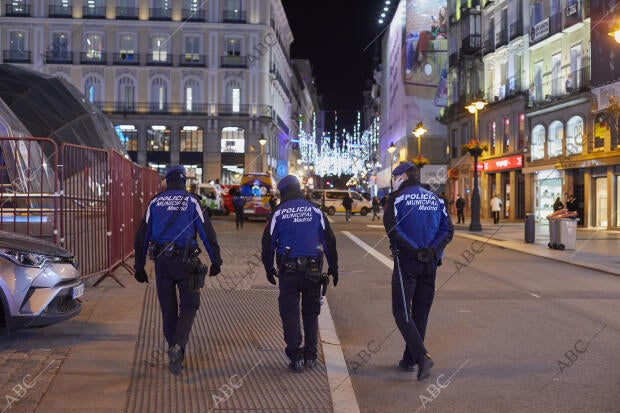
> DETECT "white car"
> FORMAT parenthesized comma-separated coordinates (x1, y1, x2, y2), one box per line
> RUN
(0, 231, 83, 331)
(310, 189, 372, 216)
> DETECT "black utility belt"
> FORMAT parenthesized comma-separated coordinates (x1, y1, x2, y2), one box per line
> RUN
(281, 256, 321, 273)
(148, 242, 201, 259)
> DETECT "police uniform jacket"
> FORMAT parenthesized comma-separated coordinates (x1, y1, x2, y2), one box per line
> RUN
(383, 179, 453, 258)
(261, 190, 337, 272)
(134, 188, 223, 270)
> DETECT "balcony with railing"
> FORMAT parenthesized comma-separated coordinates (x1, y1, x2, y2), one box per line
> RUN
(179, 54, 206, 67)
(495, 28, 508, 49)
(149, 8, 171, 20)
(222, 9, 246, 23)
(49, 4, 72, 17)
(82, 6, 106, 18)
(461, 35, 481, 55)
(182, 8, 204, 21)
(93, 102, 275, 118)
(487, 74, 524, 103)
(220, 55, 248, 68)
(3, 50, 31, 63)
(5, 3, 30, 16)
(483, 34, 495, 55)
(116, 7, 138, 19)
(45, 51, 73, 64)
(147, 52, 172, 66)
(112, 52, 139, 65)
(528, 65, 591, 107)
(270, 64, 292, 101)
(509, 19, 524, 41)
(80, 52, 106, 64)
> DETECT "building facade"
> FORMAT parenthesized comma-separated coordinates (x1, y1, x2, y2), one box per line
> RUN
(0, 0, 295, 184)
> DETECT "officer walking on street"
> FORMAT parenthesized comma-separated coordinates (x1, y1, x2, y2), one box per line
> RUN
(262, 175, 338, 372)
(383, 162, 453, 380)
(134, 165, 223, 375)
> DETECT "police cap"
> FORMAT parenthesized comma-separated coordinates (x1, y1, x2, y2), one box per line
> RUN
(392, 161, 415, 176)
(165, 165, 186, 182)
(277, 175, 300, 192)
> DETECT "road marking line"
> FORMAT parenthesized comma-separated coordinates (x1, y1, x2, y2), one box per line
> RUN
(366, 224, 384, 228)
(459, 310, 472, 313)
(530, 293, 540, 298)
(342, 231, 393, 269)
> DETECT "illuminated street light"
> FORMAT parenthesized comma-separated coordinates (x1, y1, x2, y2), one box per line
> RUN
(387, 142, 397, 191)
(259, 134, 267, 172)
(464, 100, 487, 232)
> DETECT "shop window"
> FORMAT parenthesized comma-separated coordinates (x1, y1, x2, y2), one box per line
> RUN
(548, 121, 563, 158)
(517, 113, 525, 150)
(566, 116, 583, 155)
(148, 125, 170, 151)
(115, 124, 138, 151)
(531, 124, 545, 160)
(503, 117, 510, 153)
(180, 126, 203, 152)
(593, 116, 608, 152)
(221, 126, 245, 153)
(489, 121, 496, 155)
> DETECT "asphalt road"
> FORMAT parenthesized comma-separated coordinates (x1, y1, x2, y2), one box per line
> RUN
(325, 213, 620, 413)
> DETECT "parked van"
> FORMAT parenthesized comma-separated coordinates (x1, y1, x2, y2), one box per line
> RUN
(310, 189, 372, 216)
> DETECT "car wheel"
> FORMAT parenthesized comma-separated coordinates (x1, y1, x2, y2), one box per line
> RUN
(360, 207, 370, 216)
(327, 207, 336, 216)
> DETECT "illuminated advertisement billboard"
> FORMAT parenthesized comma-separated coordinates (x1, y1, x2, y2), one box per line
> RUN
(591, 0, 620, 87)
(403, 0, 448, 106)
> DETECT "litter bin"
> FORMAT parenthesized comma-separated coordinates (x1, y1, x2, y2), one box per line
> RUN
(557, 218, 579, 250)
(525, 213, 535, 243)
(548, 217, 560, 249)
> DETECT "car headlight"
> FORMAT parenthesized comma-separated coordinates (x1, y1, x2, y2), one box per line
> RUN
(0, 248, 48, 268)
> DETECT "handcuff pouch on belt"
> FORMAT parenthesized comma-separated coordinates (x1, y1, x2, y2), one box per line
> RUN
(181, 245, 208, 291)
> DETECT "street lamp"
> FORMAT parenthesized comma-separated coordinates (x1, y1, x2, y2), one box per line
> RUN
(387, 142, 397, 191)
(258, 134, 267, 172)
(465, 100, 487, 232)
(412, 121, 427, 168)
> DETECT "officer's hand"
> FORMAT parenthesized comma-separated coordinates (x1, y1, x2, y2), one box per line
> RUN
(209, 263, 221, 277)
(266, 268, 278, 285)
(328, 267, 338, 287)
(416, 248, 436, 264)
(134, 268, 148, 283)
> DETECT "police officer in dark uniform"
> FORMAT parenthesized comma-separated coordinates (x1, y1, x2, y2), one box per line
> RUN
(134, 165, 223, 375)
(383, 162, 453, 380)
(261, 175, 338, 372)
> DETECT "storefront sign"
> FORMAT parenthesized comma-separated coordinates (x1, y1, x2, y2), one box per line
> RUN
(530, 18, 549, 43)
(483, 155, 523, 172)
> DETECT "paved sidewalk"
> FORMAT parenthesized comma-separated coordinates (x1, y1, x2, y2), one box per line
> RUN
(453, 218, 620, 276)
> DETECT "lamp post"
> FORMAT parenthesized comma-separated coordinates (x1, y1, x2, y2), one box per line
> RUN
(465, 100, 487, 232)
(412, 121, 427, 168)
(387, 142, 397, 191)
(258, 134, 267, 172)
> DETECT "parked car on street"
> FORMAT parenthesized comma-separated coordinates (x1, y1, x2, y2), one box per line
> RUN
(310, 189, 372, 216)
(0, 231, 84, 331)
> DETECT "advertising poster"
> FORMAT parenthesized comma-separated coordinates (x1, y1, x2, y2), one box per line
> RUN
(591, 0, 620, 87)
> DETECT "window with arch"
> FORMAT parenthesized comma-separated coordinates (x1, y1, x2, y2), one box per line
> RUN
(184, 78, 201, 111)
(566, 116, 583, 155)
(548, 120, 563, 158)
(117, 75, 135, 111)
(180, 126, 203, 151)
(147, 125, 169, 151)
(84, 75, 102, 103)
(531, 124, 545, 160)
(225, 80, 241, 113)
(150, 77, 168, 111)
(221, 127, 245, 153)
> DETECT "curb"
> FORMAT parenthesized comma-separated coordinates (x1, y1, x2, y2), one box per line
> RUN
(319, 297, 361, 413)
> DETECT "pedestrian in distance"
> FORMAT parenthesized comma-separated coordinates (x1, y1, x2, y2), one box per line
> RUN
(269, 193, 278, 214)
(553, 197, 564, 212)
(455, 194, 465, 224)
(380, 193, 389, 210)
(134, 165, 223, 375)
(566, 194, 578, 215)
(342, 192, 353, 223)
(383, 162, 453, 381)
(232, 188, 246, 230)
(490, 193, 502, 224)
(261, 175, 338, 372)
(371, 195, 381, 221)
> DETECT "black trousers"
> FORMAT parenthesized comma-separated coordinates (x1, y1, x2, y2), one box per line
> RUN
(391, 255, 437, 365)
(492, 211, 500, 224)
(155, 255, 200, 350)
(278, 270, 322, 362)
(235, 209, 244, 228)
(457, 209, 465, 224)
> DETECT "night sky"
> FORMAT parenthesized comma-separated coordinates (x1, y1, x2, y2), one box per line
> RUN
(282, 0, 384, 132)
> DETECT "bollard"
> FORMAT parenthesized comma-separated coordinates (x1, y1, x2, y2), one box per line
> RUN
(525, 213, 535, 243)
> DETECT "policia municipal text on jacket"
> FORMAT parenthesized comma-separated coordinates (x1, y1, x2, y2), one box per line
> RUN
(383, 161, 454, 381)
(134, 165, 223, 375)
(261, 175, 338, 372)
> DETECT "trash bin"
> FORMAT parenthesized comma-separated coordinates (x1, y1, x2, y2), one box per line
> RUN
(548, 217, 560, 249)
(557, 218, 579, 250)
(525, 213, 535, 243)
